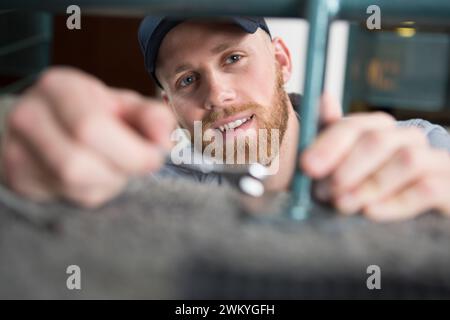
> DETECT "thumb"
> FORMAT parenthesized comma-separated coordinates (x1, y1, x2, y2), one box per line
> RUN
(319, 91, 343, 126)
(131, 101, 177, 151)
(114, 90, 177, 151)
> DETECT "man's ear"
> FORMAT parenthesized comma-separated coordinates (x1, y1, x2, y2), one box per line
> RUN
(272, 37, 292, 84)
(161, 91, 170, 106)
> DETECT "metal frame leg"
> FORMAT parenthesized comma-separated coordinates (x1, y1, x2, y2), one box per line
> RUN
(287, 0, 337, 220)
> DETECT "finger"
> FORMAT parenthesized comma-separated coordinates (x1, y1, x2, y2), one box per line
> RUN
(9, 94, 128, 207)
(319, 91, 343, 125)
(363, 175, 450, 222)
(114, 91, 177, 151)
(346, 147, 449, 213)
(61, 171, 127, 208)
(35, 69, 165, 173)
(301, 112, 395, 178)
(2, 134, 57, 201)
(313, 178, 333, 203)
(335, 146, 450, 215)
(332, 127, 428, 192)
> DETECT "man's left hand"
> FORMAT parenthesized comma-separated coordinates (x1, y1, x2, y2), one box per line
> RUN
(300, 93, 450, 222)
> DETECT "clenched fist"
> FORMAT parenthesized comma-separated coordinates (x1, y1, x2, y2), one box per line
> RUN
(1, 67, 176, 207)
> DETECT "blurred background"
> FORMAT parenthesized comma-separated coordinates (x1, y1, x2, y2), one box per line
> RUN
(1, 11, 449, 127)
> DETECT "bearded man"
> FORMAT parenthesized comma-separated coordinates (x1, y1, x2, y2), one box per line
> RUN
(1, 17, 449, 222)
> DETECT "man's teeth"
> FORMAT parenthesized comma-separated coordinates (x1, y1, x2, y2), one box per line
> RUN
(218, 116, 252, 132)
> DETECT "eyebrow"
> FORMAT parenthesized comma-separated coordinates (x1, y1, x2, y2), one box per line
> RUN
(171, 41, 240, 77)
(210, 42, 232, 54)
(173, 64, 193, 76)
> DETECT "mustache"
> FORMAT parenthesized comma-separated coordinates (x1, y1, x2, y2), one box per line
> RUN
(202, 103, 262, 130)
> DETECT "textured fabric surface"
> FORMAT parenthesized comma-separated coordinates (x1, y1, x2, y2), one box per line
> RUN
(1, 95, 450, 299)
(1, 176, 450, 299)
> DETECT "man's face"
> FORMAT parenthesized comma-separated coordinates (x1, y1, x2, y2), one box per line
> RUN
(156, 21, 290, 164)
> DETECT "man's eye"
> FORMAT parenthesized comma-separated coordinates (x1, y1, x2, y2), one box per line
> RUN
(225, 54, 242, 64)
(179, 74, 197, 88)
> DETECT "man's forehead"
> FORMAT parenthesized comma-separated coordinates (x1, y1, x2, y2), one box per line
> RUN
(157, 21, 259, 81)
(157, 21, 266, 74)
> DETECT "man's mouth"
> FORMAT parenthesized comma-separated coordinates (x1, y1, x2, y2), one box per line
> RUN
(215, 114, 256, 133)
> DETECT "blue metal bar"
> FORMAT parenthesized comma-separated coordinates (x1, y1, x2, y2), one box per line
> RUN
(287, 0, 337, 220)
(0, 0, 307, 17)
(1, 0, 448, 23)
(0, 33, 50, 56)
(0, 11, 52, 93)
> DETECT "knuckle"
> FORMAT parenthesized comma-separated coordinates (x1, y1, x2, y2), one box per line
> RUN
(35, 68, 64, 92)
(373, 111, 395, 125)
(55, 154, 87, 187)
(144, 106, 176, 130)
(396, 146, 421, 171)
(8, 104, 35, 133)
(115, 88, 142, 103)
(361, 130, 384, 146)
(71, 115, 103, 144)
(36, 67, 98, 97)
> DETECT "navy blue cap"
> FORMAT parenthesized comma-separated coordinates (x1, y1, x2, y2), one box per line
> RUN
(138, 16, 271, 88)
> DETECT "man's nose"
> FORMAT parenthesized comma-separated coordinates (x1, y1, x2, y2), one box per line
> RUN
(203, 71, 236, 111)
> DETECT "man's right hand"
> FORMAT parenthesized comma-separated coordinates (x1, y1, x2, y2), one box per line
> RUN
(1, 67, 176, 208)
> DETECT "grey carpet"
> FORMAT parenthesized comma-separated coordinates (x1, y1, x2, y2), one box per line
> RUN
(1, 176, 450, 299)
